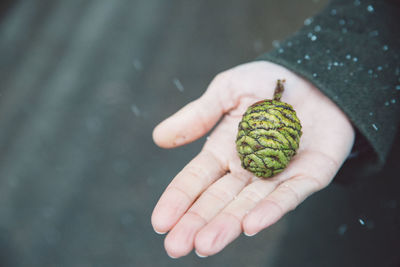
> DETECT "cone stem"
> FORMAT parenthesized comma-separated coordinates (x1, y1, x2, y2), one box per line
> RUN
(273, 79, 285, 101)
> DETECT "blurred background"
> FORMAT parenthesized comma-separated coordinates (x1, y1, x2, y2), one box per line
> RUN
(0, 0, 399, 266)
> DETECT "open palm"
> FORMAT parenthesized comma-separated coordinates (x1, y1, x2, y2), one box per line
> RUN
(151, 61, 355, 258)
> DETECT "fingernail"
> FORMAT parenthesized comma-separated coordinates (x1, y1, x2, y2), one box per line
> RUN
(244, 231, 258, 237)
(167, 253, 177, 259)
(154, 229, 167, 235)
(195, 250, 208, 258)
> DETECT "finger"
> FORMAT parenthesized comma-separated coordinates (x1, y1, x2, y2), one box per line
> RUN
(163, 172, 251, 258)
(151, 150, 226, 234)
(153, 73, 233, 148)
(194, 179, 278, 256)
(242, 150, 337, 236)
(242, 175, 323, 236)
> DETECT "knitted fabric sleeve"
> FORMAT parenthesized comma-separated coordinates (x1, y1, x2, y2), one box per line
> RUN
(257, 0, 400, 169)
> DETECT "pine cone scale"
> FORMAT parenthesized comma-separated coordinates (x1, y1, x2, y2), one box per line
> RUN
(236, 80, 302, 178)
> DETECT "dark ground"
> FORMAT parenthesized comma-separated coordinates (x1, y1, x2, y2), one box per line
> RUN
(0, 0, 399, 266)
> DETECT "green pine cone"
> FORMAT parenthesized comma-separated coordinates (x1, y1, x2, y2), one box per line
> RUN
(236, 80, 302, 178)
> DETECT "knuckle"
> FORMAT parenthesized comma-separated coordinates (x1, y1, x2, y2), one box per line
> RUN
(221, 211, 242, 224)
(264, 198, 285, 214)
(230, 172, 251, 185)
(239, 188, 264, 204)
(304, 175, 326, 191)
(213, 71, 231, 83)
(186, 210, 208, 224)
(205, 185, 235, 204)
(292, 174, 326, 192)
(183, 164, 209, 183)
(281, 184, 301, 207)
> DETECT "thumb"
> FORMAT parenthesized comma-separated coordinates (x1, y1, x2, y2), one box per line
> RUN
(153, 73, 232, 148)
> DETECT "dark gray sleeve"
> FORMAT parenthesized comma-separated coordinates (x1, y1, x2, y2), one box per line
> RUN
(257, 0, 400, 170)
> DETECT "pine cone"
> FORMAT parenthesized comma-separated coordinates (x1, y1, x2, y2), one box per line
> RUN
(236, 80, 302, 178)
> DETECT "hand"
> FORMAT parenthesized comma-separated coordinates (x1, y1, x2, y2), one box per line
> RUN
(151, 61, 355, 258)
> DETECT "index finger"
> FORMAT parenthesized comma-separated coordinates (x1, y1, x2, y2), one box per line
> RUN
(151, 150, 227, 234)
(152, 72, 234, 149)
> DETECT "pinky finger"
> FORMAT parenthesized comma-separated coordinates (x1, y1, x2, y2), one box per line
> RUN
(242, 175, 324, 236)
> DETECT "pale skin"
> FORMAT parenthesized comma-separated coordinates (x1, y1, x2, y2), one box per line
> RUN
(151, 61, 355, 258)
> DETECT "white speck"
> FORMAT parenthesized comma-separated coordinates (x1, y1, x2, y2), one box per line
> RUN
(349, 72, 354, 76)
(391, 99, 396, 104)
(358, 218, 365, 226)
(367, 5, 374, 13)
(340, 62, 344, 66)
(396, 85, 400, 90)
(369, 112, 373, 116)
(368, 69, 373, 75)
(307, 32, 313, 38)
(341, 28, 348, 34)
(330, 9, 337, 15)
(337, 224, 348, 236)
(377, 66, 383, 71)
(133, 59, 143, 71)
(326, 49, 331, 54)
(304, 17, 313, 26)
(130, 104, 141, 116)
(310, 35, 317, 41)
(314, 25, 321, 32)
(339, 19, 346, 25)
(327, 65, 332, 70)
(278, 48, 284, 53)
(369, 30, 379, 37)
(173, 78, 184, 92)
(354, 0, 361, 6)
(304, 54, 310, 60)
(333, 62, 339, 66)
(372, 123, 378, 131)
(297, 59, 302, 64)
(206, 136, 211, 140)
(312, 73, 318, 77)
(382, 45, 389, 51)
(352, 57, 358, 62)
(272, 40, 280, 48)
(346, 54, 351, 60)
(384, 101, 389, 106)
(287, 41, 293, 47)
